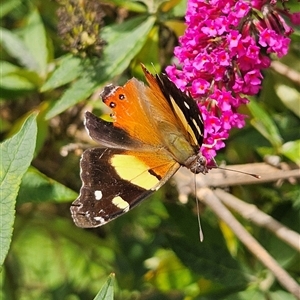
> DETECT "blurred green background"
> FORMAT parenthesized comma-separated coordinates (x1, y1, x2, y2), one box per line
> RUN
(1, 0, 299, 299)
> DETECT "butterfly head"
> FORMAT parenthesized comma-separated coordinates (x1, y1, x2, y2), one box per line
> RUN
(185, 153, 208, 174)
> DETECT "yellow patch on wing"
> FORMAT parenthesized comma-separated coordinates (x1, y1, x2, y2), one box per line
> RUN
(112, 196, 130, 212)
(111, 154, 160, 189)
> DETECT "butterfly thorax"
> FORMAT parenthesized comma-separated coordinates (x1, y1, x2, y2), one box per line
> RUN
(160, 128, 198, 164)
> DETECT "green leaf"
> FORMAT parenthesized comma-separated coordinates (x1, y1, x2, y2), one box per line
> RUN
(145, 249, 196, 294)
(224, 289, 265, 300)
(268, 290, 298, 300)
(0, 117, 11, 133)
(8, 215, 113, 299)
(164, 203, 248, 292)
(0, 61, 19, 74)
(94, 273, 115, 300)
(45, 15, 156, 119)
(103, 0, 147, 12)
(275, 84, 300, 118)
(0, 0, 21, 18)
(17, 166, 77, 204)
(100, 15, 156, 76)
(132, 25, 161, 76)
(45, 74, 97, 120)
(41, 55, 83, 92)
(22, 9, 48, 75)
(0, 27, 39, 71)
(168, 232, 248, 291)
(248, 100, 283, 150)
(0, 113, 37, 266)
(0, 62, 42, 96)
(169, 0, 187, 17)
(1, 74, 36, 92)
(280, 140, 300, 165)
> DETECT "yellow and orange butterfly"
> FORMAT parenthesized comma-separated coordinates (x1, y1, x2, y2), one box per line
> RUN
(71, 64, 208, 227)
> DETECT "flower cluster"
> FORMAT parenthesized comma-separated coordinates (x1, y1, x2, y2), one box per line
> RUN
(57, 0, 106, 58)
(166, 0, 294, 161)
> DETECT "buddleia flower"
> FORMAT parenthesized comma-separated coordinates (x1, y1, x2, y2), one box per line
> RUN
(166, 0, 295, 161)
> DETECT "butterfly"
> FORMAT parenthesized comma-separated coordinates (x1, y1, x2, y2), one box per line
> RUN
(71, 64, 208, 228)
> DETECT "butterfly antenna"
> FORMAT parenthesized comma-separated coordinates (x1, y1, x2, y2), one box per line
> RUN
(194, 173, 204, 242)
(209, 157, 261, 179)
(211, 165, 261, 178)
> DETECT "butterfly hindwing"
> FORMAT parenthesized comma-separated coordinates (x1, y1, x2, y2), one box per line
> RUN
(71, 147, 180, 227)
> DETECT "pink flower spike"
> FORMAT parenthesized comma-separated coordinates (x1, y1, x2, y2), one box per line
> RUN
(233, 1, 251, 18)
(259, 29, 277, 47)
(227, 30, 241, 49)
(202, 20, 218, 37)
(166, 0, 294, 162)
(217, 50, 230, 66)
(290, 12, 300, 25)
(244, 70, 263, 86)
(191, 78, 210, 95)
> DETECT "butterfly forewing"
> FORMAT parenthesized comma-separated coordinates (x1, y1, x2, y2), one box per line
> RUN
(140, 65, 203, 150)
(155, 71, 204, 147)
(84, 111, 143, 150)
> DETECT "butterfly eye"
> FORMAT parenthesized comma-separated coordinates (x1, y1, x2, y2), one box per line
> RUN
(119, 94, 125, 100)
(109, 102, 116, 108)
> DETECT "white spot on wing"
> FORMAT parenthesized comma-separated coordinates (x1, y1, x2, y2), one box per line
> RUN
(94, 190, 103, 200)
(94, 216, 105, 223)
(184, 101, 190, 109)
(193, 118, 203, 136)
(198, 114, 203, 123)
